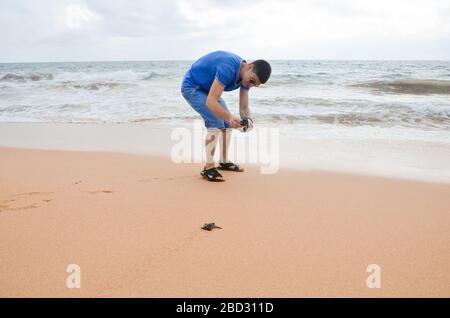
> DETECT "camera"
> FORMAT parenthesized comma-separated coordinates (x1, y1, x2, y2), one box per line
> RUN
(239, 118, 253, 132)
(240, 118, 250, 132)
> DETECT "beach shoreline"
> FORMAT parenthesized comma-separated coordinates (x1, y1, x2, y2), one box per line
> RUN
(1, 146, 449, 297)
(1, 122, 449, 184)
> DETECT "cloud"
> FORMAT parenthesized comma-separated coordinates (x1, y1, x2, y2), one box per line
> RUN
(64, 3, 102, 30)
(0, 0, 449, 62)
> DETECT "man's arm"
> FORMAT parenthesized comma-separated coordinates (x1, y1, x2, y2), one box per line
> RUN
(207, 79, 241, 128)
(239, 87, 251, 119)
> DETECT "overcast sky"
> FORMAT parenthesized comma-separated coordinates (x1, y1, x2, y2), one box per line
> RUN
(1, 0, 449, 62)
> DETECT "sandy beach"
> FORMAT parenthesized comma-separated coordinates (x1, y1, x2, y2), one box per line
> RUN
(1, 146, 449, 297)
(2, 0, 450, 301)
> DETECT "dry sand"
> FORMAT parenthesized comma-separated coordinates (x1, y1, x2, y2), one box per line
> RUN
(0, 147, 449, 297)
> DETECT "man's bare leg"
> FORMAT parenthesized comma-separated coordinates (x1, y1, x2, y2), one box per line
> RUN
(219, 128, 232, 164)
(218, 128, 244, 172)
(205, 129, 220, 169)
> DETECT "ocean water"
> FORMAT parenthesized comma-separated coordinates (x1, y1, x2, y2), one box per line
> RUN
(0, 60, 449, 144)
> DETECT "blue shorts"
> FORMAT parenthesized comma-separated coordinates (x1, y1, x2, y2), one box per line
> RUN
(181, 75, 230, 130)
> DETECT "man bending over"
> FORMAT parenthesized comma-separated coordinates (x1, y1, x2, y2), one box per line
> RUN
(181, 50, 271, 182)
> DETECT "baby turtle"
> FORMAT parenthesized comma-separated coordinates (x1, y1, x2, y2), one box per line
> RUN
(201, 223, 223, 231)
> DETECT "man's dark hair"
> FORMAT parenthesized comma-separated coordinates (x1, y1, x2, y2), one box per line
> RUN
(251, 60, 272, 84)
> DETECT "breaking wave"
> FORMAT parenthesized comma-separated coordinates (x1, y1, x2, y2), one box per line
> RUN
(254, 111, 450, 128)
(350, 79, 450, 95)
(57, 81, 125, 90)
(0, 72, 54, 82)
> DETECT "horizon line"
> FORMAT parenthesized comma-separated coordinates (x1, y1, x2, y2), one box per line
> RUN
(1, 58, 450, 64)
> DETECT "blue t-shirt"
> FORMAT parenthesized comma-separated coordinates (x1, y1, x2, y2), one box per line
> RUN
(185, 51, 250, 92)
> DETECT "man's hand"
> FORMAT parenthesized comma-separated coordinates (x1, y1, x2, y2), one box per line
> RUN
(228, 116, 242, 129)
(247, 118, 254, 131)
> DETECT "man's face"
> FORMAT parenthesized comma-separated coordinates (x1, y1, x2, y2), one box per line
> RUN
(243, 65, 261, 88)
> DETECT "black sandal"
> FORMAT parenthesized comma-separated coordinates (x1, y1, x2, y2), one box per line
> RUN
(201, 167, 225, 182)
(217, 162, 244, 172)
